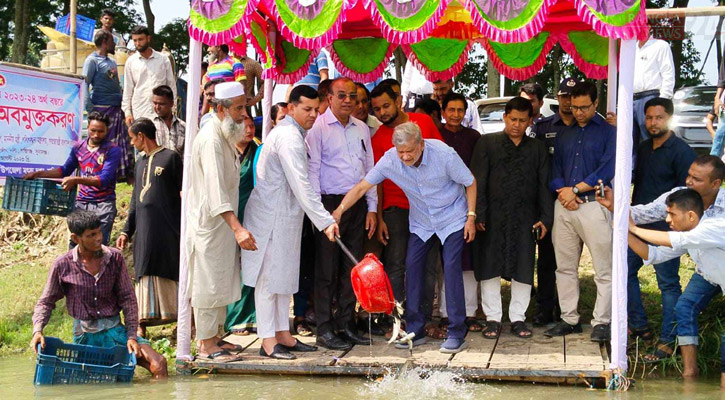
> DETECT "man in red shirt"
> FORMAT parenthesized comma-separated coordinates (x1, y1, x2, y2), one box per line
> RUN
(369, 82, 443, 309)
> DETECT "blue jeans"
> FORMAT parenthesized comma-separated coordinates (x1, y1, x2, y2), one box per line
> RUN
(711, 116, 725, 157)
(674, 272, 721, 346)
(406, 229, 466, 340)
(627, 247, 681, 343)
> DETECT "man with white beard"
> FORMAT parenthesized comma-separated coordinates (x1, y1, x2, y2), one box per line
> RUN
(186, 81, 258, 362)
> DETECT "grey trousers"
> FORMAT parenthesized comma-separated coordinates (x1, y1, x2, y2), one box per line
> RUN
(552, 201, 612, 326)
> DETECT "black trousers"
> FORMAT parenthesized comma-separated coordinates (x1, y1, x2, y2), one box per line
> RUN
(381, 207, 409, 302)
(314, 195, 366, 335)
(535, 232, 558, 315)
(293, 216, 316, 317)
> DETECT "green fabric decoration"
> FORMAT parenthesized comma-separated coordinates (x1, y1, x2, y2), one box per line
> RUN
(251, 21, 273, 69)
(585, 0, 641, 27)
(280, 41, 312, 73)
(472, 0, 545, 30)
(568, 31, 609, 66)
(372, 0, 440, 31)
(487, 33, 549, 68)
(332, 38, 390, 73)
(189, 0, 247, 33)
(275, 0, 344, 39)
(250, 21, 267, 50)
(410, 38, 468, 72)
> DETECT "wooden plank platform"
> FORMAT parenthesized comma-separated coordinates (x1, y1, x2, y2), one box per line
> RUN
(180, 325, 611, 385)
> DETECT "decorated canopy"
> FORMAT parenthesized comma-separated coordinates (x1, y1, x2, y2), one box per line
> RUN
(188, 0, 647, 83)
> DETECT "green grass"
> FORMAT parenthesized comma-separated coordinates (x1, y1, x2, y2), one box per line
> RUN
(1, 183, 724, 379)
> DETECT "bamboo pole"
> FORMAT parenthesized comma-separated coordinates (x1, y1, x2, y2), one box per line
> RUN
(646, 6, 725, 18)
(69, 0, 77, 74)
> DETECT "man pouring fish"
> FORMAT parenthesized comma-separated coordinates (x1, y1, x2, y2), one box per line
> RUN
(333, 122, 477, 354)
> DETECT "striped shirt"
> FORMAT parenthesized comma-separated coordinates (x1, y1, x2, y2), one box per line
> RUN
(58, 138, 121, 202)
(203, 56, 246, 84)
(295, 52, 328, 89)
(32, 246, 139, 340)
(364, 139, 474, 243)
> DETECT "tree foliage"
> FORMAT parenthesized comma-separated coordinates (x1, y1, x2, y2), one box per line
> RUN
(154, 18, 190, 77)
(2, 0, 143, 66)
(453, 43, 487, 99)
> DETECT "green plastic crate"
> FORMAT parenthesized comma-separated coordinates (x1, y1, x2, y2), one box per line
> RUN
(2, 177, 76, 216)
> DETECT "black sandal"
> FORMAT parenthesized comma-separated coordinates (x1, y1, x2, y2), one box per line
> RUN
(466, 317, 484, 332)
(482, 320, 501, 340)
(630, 327, 655, 347)
(197, 349, 241, 362)
(217, 340, 244, 354)
(510, 321, 533, 339)
(642, 342, 675, 364)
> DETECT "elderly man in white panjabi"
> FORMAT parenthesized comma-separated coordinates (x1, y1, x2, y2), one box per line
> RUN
(242, 85, 339, 360)
(186, 82, 258, 362)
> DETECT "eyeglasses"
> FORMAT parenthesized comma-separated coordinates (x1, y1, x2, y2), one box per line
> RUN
(571, 103, 594, 113)
(334, 92, 358, 101)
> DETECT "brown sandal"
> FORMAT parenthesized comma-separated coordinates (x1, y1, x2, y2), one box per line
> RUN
(425, 323, 447, 339)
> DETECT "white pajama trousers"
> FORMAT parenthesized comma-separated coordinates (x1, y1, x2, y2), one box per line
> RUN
(254, 266, 291, 339)
(439, 270, 479, 317)
(481, 277, 532, 323)
(194, 306, 226, 340)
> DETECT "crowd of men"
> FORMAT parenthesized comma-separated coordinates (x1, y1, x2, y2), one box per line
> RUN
(21, 23, 725, 385)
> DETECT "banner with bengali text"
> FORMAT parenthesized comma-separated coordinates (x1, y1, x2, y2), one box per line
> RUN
(0, 64, 83, 177)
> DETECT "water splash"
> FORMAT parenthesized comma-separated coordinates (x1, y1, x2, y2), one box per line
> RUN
(359, 367, 499, 400)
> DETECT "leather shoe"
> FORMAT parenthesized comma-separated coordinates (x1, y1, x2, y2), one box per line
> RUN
(259, 344, 296, 360)
(316, 332, 352, 350)
(357, 317, 386, 336)
(532, 311, 554, 327)
(339, 327, 372, 346)
(543, 321, 582, 337)
(281, 339, 318, 352)
(590, 324, 611, 342)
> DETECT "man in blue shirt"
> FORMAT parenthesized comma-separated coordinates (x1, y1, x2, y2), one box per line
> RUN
(83, 30, 134, 183)
(545, 81, 616, 342)
(627, 97, 696, 359)
(332, 122, 477, 354)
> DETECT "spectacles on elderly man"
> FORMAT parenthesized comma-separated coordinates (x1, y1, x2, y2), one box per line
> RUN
(334, 92, 358, 101)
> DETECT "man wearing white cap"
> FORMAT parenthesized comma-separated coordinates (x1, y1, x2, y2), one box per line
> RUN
(186, 81, 257, 362)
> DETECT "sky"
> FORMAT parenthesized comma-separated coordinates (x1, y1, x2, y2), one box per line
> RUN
(139, 0, 723, 86)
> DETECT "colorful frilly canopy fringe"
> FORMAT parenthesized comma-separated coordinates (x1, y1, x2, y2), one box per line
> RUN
(189, 0, 648, 83)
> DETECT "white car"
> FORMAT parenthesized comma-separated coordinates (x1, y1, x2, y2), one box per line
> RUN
(475, 96, 557, 134)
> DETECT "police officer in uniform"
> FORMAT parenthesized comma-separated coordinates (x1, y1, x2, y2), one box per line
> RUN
(528, 77, 577, 326)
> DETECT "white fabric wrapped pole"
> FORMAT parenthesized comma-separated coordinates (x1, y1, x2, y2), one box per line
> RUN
(176, 37, 203, 362)
(262, 28, 276, 140)
(610, 39, 636, 371)
(607, 38, 618, 113)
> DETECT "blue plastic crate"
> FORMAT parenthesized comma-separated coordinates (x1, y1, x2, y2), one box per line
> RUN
(34, 337, 136, 385)
(55, 14, 96, 42)
(2, 177, 76, 216)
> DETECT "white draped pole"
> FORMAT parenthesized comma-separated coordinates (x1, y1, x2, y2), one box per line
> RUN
(262, 28, 277, 140)
(607, 38, 618, 113)
(176, 37, 203, 362)
(610, 39, 636, 372)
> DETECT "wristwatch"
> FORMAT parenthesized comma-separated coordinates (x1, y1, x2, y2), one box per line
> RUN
(467, 211, 477, 218)
(572, 186, 580, 195)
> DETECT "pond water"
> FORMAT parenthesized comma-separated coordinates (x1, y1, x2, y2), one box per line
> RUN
(1, 354, 723, 400)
